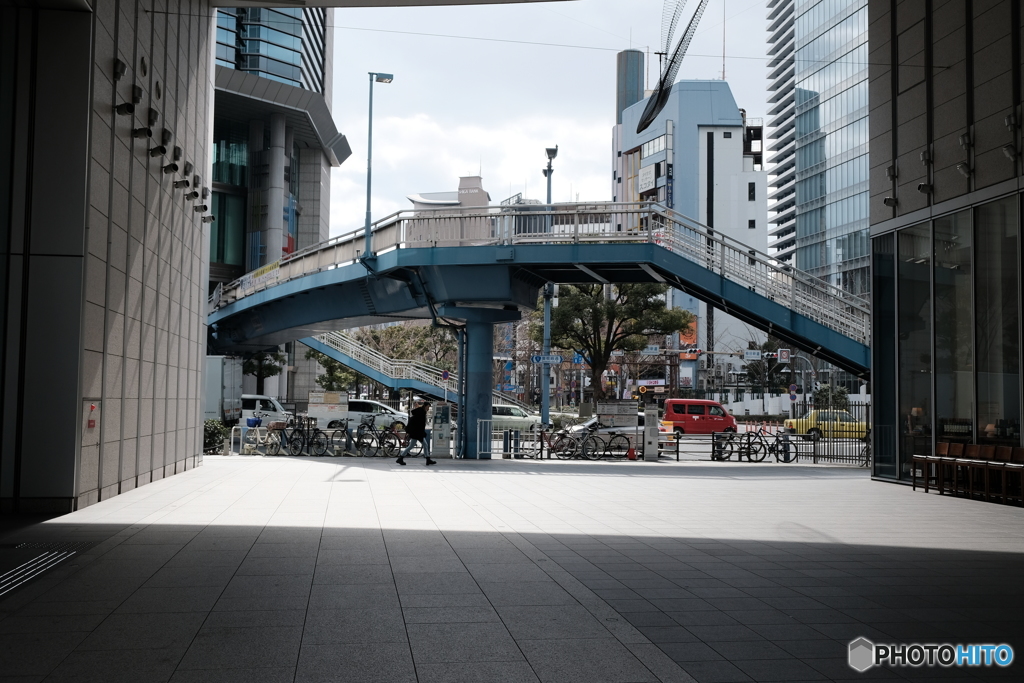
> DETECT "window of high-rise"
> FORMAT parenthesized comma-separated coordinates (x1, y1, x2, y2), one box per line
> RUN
(767, 0, 869, 297)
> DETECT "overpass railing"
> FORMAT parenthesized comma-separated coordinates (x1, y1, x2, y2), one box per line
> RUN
(313, 331, 530, 410)
(215, 202, 870, 346)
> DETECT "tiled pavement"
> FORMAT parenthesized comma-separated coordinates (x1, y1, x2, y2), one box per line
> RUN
(1, 456, 1022, 682)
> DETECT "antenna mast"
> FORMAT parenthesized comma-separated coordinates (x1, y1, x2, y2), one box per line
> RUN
(721, 0, 726, 80)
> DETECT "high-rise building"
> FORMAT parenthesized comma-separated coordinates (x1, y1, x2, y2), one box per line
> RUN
(615, 78, 768, 392)
(210, 7, 349, 406)
(869, 0, 1023, 483)
(766, 0, 870, 297)
(215, 8, 328, 94)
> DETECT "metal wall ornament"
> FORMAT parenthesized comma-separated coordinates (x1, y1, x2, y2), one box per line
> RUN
(637, 0, 711, 134)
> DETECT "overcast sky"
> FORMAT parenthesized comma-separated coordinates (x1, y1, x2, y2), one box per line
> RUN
(327, 0, 770, 238)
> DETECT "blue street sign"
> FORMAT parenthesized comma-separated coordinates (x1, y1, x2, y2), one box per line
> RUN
(441, 370, 450, 380)
(572, 354, 584, 364)
(531, 354, 564, 364)
(790, 393, 797, 401)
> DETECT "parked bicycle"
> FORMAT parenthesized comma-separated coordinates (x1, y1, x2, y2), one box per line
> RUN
(242, 410, 280, 454)
(712, 429, 797, 463)
(354, 414, 401, 457)
(266, 415, 330, 456)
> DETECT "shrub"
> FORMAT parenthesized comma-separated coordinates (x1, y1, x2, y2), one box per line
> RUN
(204, 419, 229, 453)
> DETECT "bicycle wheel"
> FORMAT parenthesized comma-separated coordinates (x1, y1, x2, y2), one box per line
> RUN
(330, 429, 348, 454)
(581, 435, 605, 460)
(356, 427, 377, 457)
(551, 434, 577, 459)
(243, 428, 259, 446)
(266, 430, 282, 456)
(309, 431, 330, 456)
(775, 437, 797, 463)
(287, 431, 305, 456)
(380, 432, 401, 457)
(716, 433, 736, 460)
(606, 435, 630, 459)
(746, 435, 767, 462)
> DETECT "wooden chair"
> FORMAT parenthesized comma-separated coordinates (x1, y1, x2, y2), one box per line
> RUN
(1005, 447, 1024, 506)
(911, 444, 937, 492)
(953, 444, 981, 496)
(939, 442, 965, 495)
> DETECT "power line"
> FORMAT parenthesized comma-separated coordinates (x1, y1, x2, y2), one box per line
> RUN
(146, 8, 939, 68)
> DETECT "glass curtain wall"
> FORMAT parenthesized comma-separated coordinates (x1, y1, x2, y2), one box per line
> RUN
(897, 224, 932, 476)
(933, 210, 973, 447)
(873, 194, 1024, 480)
(872, 233, 897, 477)
(974, 198, 1020, 447)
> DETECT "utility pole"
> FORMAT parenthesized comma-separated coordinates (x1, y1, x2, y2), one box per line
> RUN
(540, 146, 557, 427)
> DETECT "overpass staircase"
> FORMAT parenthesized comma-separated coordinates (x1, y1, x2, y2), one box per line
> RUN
(303, 331, 530, 409)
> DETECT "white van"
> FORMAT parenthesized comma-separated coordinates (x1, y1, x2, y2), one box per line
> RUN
(346, 399, 408, 430)
(241, 395, 290, 425)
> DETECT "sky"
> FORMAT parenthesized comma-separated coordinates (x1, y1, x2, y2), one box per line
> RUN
(327, 0, 771, 238)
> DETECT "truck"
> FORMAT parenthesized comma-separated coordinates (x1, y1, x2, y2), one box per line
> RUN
(204, 356, 243, 424)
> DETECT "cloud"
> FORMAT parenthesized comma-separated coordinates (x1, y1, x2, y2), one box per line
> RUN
(330, 112, 612, 237)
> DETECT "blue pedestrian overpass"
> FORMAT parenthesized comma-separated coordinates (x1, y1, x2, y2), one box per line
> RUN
(208, 202, 870, 457)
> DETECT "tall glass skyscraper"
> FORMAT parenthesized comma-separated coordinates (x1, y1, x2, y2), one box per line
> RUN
(215, 8, 327, 94)
(209, 6, 348, 405)
(767, 0, 870, 297)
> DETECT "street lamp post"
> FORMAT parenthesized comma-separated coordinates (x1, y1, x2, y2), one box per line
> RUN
(540, 146, 557, 427)
(363, 72, 393, 264)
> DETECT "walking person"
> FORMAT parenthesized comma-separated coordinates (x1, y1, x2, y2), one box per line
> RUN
(396, 399, 436, 466)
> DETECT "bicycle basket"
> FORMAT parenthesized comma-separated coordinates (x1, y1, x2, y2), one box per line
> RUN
(360, 414, 375, 426)
(246, 417, 262, 428)
(267, 421, 288, 430)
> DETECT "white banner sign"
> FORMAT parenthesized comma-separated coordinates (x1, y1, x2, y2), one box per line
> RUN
(638, 165, 656, 193)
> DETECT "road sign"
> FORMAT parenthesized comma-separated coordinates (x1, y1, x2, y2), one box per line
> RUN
(744, 349, 762, 361)
(570, 380, 577, 388)
(789, 384, 798, 393)
(778, 348, 791, 363)
(638, 386, 647, 393)
(531, 354, 564, 364)
(790, 393, 797, 401)
(572, 353, 584, 364)
(441, 370, 450, 380)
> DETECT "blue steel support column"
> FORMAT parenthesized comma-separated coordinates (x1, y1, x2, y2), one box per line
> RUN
(464, 321, 493, 459)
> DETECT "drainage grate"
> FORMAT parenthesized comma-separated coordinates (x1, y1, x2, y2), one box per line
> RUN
(0, 542, 95, 598)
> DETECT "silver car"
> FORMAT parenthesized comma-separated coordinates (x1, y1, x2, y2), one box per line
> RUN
(491, 405, 541, 431)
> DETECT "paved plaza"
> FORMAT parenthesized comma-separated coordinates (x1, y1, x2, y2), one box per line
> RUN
(1, 456, 1022, 683)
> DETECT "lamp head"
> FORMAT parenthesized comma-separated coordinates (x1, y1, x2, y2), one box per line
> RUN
(546, 145, 559, 160)
(373, 72, 394, 83)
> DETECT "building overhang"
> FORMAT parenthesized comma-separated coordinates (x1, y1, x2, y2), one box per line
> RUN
(215, 0, 560, 6)
(214, 66, 351, 167)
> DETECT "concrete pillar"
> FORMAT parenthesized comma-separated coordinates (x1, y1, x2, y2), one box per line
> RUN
(464, 321, 494, 459)
(247, 119, 265, 272)
(265, 113, 287, 265)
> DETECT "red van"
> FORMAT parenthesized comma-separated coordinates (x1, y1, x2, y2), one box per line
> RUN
(661, 399, 737, 435)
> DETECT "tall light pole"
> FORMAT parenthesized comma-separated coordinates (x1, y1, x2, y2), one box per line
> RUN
(363, 72, 393, 264)
(541, 146, 557, 426)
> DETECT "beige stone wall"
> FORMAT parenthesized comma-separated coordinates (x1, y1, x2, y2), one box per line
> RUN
(80, 0, 213, 507)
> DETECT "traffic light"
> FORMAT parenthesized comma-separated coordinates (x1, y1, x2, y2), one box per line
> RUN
(764, 352, 778, 359)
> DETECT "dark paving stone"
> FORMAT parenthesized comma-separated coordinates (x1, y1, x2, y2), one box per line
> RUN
(177, 626, 303, 669)
(295, 641, 415, 683)
(731, 658, 829, 681)
(636, 625, 700, 643)
(415, 661, 541, 683)
(518, 637, 657, 683)
(621, 611, 678, 628)
(675, 659, 753, 683)
(658, 641, 724, 662)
